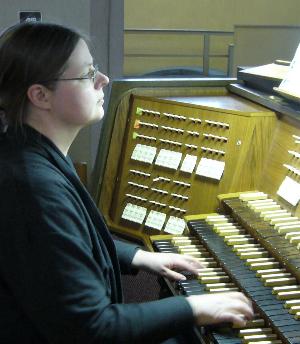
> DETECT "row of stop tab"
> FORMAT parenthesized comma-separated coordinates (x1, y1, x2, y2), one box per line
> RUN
(136, 107, 230, 128)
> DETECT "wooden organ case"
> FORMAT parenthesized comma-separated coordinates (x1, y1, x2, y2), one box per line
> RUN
(92, 77, 300, 343)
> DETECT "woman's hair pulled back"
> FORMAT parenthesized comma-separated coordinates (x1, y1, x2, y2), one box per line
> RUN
(0, 22, 82, 130)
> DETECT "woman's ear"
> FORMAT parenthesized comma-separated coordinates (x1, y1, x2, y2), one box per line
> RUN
(27, 84, 52, 110)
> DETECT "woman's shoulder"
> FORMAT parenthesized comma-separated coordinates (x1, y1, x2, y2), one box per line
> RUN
(1, 144, 69, 194)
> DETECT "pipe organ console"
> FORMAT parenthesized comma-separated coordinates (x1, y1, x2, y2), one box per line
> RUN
(92, 76, 300, 343)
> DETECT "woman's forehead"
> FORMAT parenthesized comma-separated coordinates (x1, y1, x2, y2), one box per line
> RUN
(67, 39, 93, 70)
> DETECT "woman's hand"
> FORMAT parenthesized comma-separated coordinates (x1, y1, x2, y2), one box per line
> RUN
(131, 249, 203, 281)
(187, 292, 254, 328)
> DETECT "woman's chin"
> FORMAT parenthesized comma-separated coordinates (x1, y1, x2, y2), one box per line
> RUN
(90, 110, 104, 124)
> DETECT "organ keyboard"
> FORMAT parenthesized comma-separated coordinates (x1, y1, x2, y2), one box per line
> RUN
(151, 191, 300, 343)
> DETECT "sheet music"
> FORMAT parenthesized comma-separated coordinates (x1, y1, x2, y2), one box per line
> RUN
(241, 63, 288, 80)
(277, 176, 300, 206)
(274, 43, 300, 101)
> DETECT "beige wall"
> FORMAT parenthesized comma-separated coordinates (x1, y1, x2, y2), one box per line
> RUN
(124, 0, 300, 76)
(125, 0, 300, 29)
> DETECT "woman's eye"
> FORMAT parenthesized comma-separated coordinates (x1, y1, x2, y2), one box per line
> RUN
(87, 70, 94, 79)
(81, 70, 92, 79)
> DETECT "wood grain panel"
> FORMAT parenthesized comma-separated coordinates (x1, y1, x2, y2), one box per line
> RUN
(258, 113, 300, 216)
(98, 88, 276, 245)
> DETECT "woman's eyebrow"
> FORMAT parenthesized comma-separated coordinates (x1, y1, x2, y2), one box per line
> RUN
(80, 61, 93, 69)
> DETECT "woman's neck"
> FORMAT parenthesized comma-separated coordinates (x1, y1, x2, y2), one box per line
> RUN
(24, 112, 80, 156)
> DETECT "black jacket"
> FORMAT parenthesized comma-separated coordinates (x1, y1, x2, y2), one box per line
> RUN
(0, 126, 193, 343)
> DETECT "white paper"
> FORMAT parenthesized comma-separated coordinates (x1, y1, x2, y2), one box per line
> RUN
(145, 210, 166, 230)
(275, 43, 300, 99)
(180, 154, 197, 173)
(155, 149, 182, 170)
(196, 158, 225, 180)
(277, 176, 300, 206)
(121, 203, 147, 224)
(131, 144, 157, 164)
(164, 216, 186, 235)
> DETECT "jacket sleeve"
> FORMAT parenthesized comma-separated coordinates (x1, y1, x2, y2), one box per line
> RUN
(114, 239, 140, 274)
(0, 173, 195, 344)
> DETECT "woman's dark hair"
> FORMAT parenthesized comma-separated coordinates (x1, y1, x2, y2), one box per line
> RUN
(0, 22, 83, 130)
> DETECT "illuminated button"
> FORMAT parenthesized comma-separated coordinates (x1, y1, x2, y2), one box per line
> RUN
(253, 204, 281, 212)
(277, 223, 300, 234)
(272, 216, 298, 225)
(246, 341, 282, 344)
(214, 223, 241, 229)
(172, 236, 190, 240)
(239, 327, 272, 336)
(245, 257, 275, 266)
(209, 287, 239, 293)
(248, 201, 276, 211)
(204, 282, 235, 289)
(213, 223, 239, 229)
(249, 261, 280, 270)
(193, 257, 214, 262)
(206, 216, 228, 225)
(277, 290, 300, 300)
(290, 236, 300, 244)
(248, 199, 274, 206)
(178, 248, 207, 253)
(289, 305, 300, 314)
(236, 247, 264, 253)
(198, 272, 227, 279)
(193, 257, 215, 263)
(218, 229, 245, 236)
(199, 275, 230, 283)
(285, 232, 300, 240)
(241, 333, 277, 342)
(196, 268, 222, 273)
(262, 210, 289, 220)
(256, 269, 286, 277)
(285, 299, 300, 308)
(233, 317, 264, 329)
(225, 235, 254, 245)
(232, 244, 260, 252)
(182, 251, 210, 258)
(278, 222, 300, 229)
(264, 277, 296, 287)
(272, 285, 300, 294)
(260, 272, 292, 281)
(172, 239, 199, 245)
(239, 251, 269, 259)
(197, 261, 218, 268)
(239, 191, 267, 201)
(176, 244, 205, 249)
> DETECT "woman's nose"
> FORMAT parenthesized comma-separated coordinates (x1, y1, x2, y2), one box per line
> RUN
(95, 71, 109, 89)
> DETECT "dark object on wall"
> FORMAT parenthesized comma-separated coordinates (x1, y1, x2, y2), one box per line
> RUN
(141, 67, 226, 78)
(19, 11, 42, 23)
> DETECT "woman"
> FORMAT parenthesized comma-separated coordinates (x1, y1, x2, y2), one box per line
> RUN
(0, 22, 253, 343)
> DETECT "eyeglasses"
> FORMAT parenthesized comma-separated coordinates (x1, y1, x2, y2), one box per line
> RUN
(42, 64, 99, 83)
